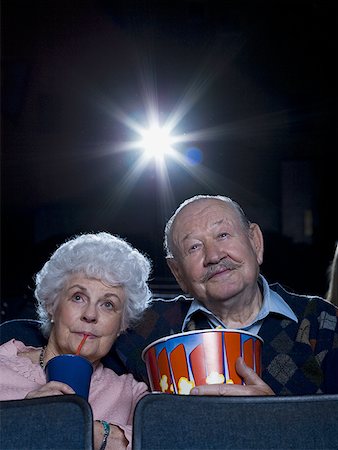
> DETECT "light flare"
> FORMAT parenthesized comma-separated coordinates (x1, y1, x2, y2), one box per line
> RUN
(140, 125, 174, 161)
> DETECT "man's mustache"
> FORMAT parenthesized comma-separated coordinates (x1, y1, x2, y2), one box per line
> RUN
(203, 259, 240, 281)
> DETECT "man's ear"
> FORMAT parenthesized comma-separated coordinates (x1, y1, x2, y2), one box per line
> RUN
(249, 223, 264, 266)
(166, 258, 188, 293)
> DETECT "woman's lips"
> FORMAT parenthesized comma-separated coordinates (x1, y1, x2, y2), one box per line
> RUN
(75, 332, 97, 339)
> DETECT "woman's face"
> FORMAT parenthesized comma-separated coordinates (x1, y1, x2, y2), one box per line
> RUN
(47, 273, 126, 365)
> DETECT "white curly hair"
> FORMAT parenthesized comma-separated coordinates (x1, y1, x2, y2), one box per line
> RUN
(34, 232, 152, 338)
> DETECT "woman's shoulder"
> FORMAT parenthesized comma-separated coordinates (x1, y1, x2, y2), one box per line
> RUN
(0, 339, 25, 356)
(0, 339, 40, 360)
(0, 339, 45, 386)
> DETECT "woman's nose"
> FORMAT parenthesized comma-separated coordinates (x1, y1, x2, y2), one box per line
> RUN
(81, 304, 98, 323)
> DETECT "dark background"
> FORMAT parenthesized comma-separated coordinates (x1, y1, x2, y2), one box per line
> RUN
(1, 0, 337, 321)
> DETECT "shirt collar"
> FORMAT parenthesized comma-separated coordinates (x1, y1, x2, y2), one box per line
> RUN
(181, 274, 298, 333)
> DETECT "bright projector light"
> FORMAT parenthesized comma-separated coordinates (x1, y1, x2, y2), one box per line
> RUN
(140, 126, 173, 159)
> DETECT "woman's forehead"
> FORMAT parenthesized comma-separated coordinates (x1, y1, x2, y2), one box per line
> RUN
(64, 273, 123, 290)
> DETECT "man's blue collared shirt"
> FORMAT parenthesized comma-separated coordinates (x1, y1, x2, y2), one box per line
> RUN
(181, 275, 298, 335)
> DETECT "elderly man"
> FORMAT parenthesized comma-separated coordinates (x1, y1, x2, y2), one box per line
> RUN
(115, 194, 338, 395)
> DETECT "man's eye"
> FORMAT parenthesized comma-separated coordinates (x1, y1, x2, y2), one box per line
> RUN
(188, 243, 201, 253)
(219, 232, 229, 238)
(73, 294, 83, 302)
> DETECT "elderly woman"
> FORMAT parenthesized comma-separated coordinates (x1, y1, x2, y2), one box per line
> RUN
(0, 232, 152, 450)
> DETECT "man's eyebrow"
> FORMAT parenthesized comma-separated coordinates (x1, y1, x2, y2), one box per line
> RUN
(181, 219, 225, 242)
(212, 219, 224, 227)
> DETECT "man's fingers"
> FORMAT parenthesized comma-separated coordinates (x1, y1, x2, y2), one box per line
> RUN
(235, 357, 263, 385)
(190, 383, 250, 396)
(190, 357, 274, 396)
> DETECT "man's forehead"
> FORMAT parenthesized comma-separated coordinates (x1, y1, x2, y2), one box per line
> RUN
(173, 199, 237, 234)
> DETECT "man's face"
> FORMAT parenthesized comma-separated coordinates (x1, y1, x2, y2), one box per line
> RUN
(167, 199, 264, 310)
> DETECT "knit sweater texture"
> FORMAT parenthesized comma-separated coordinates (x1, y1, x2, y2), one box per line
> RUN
(112, 283, 338, 395)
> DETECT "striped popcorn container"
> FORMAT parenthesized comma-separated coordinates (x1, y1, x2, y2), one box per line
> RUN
(142, 329, 263, 395)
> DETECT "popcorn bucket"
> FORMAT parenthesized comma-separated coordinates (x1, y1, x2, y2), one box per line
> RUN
(142, 329, 263, 395)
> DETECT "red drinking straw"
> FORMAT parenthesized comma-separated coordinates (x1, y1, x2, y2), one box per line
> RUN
(76, 334, 89, 355)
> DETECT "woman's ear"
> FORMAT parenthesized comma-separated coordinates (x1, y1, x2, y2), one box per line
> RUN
(166, 258, 188, 293)
(249, 223, 264, 265)
(46, 307, 54, 319)
(46, 302, 56, 324)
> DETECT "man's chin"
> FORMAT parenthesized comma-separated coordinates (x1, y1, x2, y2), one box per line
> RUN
(204, 284, 241, 303)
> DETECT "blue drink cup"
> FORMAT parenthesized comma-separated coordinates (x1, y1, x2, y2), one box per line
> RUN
(45, 354, 93, 400)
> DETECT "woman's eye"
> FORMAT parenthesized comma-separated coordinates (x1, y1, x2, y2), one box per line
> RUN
(102, 301, 114, 310)
(73, 294, 83, 301)
(219, 232, 229, 239)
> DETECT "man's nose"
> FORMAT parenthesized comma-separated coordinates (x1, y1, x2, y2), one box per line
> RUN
(204, 241, 225, 265)
(81, 303, 98, 323)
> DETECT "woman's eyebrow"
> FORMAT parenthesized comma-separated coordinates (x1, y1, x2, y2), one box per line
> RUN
(102, 292, 123, 305)
(67, 284, 123, 304)
(67, 284, 88, 292)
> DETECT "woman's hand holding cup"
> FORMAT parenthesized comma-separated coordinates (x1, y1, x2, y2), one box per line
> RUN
(25, 381, 75, 399)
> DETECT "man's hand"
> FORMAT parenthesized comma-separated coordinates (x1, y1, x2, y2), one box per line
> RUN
(25, 381, 75, 399)
(190, 357, 274, 396)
